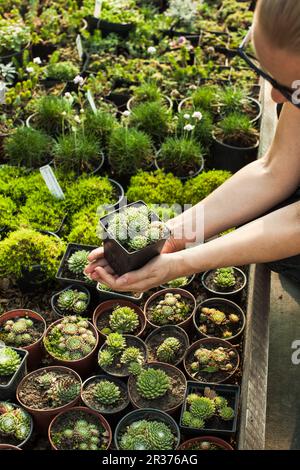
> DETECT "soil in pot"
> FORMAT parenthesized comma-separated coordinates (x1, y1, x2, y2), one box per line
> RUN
(145, 325, 189, 366)
(128, 363, 186, 413)
(184, 339, 239, 383)
(94, 300, 146, 338)
(145, 289, 196, 329)
(195, 299, 245, 342)
(17, 367, 81, 412)
(203, 267, 246, 295)
(81, 375, 129, 415)
(98, 334, 147, 378)
(49, 408, 111, 450)
(179, 436, 233, 450)
(0, 402, 32, 448)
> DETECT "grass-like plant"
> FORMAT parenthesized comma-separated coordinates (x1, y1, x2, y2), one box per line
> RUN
(129, 101, 171, 144)
(33, 95, 73, 136)
(190, 85, 219, 111)
(53, 131, 101, 174)
(84, 110, 118, 150)
(108, 127, 154, 177)
(183, 170, 232, 205)
(45, 61, 80, 82)
(4, 127, 54, 168)
(157, 137, 203, 177)
(214, 113, 258, 147)
(177, 110, 213, 147)
(218, 86, 248, 115)
(133, 82, 163, 104)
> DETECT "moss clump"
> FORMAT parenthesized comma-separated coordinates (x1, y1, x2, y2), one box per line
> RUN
(183, 170, 232, 205)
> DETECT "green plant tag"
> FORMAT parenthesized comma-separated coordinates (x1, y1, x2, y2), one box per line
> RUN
(76, 34, 83, 59)
(86, 90, 97, 114)
(94, 0, 102, 19)
(40, 165, 65, 200)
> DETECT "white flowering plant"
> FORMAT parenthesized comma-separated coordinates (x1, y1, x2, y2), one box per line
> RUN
(0, 17, 31, 56)
(166, 0, 199, 26)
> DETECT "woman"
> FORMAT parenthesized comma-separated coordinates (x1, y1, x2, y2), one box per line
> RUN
(85, 0, 300, 292)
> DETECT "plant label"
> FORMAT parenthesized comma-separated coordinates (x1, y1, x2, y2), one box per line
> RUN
(76, 34, 83, 59)
(86, 90, 97, 114)
(94, 0, 102, 19)
(40, 165, 65, 200)
(0, 81, 6, 105)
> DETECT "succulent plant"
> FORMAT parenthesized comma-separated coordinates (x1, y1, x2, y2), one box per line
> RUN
(199, 306, 241, 339)
(109, 306, 139, 334)
(150, 293, 191, 326)
(46, 377, 80, 407)
(67, 250, 90, 275)
(98, 349, 114, 368)
(156, 337, 181, 363)
(136, 368, 171, 400)
(44, 317, 97, 361)
(190, 396, 216, 420)
(120, 419, 176, 450)
(106, 332, 126, 354)
(213, 268, 236, 289)
(0, 346, 21, 376)
(218, 405, 235, 421)
(52, 416, 107, 450)
(214, 396, 228, 410)
(0, 404, 31, 443)
(165, 277, 189, 288)
(93, 380, 121, 405)
(191, 346, 235, 375)
(120, 346, 144, 365)
(57, 289, 89, 315)
(1, 317, 36, 347)
(128, 361, 143, 376)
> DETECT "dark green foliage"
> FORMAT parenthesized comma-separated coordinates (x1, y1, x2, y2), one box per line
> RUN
(183, 170, 232, 205)
(157, 136, 203, 176)
(129, 101, 171, 144)
(85, 110, 118, 150)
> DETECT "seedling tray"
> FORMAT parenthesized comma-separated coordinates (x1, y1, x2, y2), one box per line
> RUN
(180, 381, 240, 437)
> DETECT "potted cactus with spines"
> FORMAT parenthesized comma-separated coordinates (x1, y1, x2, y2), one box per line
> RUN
(81, 375, 129, 416)
(0, 402, 32, 448)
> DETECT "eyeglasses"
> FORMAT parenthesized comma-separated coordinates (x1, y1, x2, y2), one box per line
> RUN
(237, 27, 300, 109)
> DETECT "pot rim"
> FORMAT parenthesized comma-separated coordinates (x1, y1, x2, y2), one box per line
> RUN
(212, 130, 260, 151)
(144, 287, 197, 329)
(81, 374, 129, 414)
(51, 284, 91, 318)
(178, 435, 234, 450)
(201, 267, 247, 296)
(126, 94, 173, 113)
(154, 149, 204, 181)
(16, 365, 82, 413)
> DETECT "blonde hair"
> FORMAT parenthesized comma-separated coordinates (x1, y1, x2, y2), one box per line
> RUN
(256, 0, 300, 52)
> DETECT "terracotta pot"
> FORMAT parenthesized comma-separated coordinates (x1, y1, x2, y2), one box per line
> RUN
(145, 325, 189, 367)
(93, 299, 146, 344)
(183, 338, 240, 383)
(144, 288, 196, 332)
(178, 435, 234, 451)
(193, 298, 246, 344)
(17, 366, 82, 434)
(0, 403, 33, 448)
(128, 362, 187, 415)
(43, 319, 99, 378)
(0, 444, 22, 450)
(48, 406, 112, 450)
(0, 309, 46, 371)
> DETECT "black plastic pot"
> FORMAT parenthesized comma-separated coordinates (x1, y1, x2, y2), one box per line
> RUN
(145, 325, 189, 366)
(96, 282, 144, 304)
(81, 374, 129, 416)
(127, 95, 173, 112)
(99, 201, 170, 276)
(56, 243, 98, 288)
(51, 284, 91, 318)
(0, 403, 33, 449)
(31, 43, 57, 61)
(114, 408, 181, 450)
(0, 43, 29, 65)
(201, 267, 247, 298)
(84, 15, 135, 38)
(155, 150, 204, 181)
(105, 91, 132, 110)
(180, 381, 240, 437)
(211, 133, 259, 173)
(0, 348, 28, 400)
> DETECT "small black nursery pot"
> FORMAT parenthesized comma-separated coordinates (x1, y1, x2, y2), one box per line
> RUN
(51, 284, 92, 318)
(0, 348, 28, 401)
(201, 267, 247, 297)
(99, 201, 170, 276)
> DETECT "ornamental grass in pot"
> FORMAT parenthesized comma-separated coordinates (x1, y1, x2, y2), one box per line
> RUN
(144, 288, 196, 332)
(145, 325, 189, 366)
(212, 113, 259, 173)
(98, 333, 147, 378)
(0, 309, 46, 370)
(128, 362, 187, 414)
(17, 366, 82, 434)
(115, 408, 180, 450)
(0, 402, 33, 448)
(127, 82, 173, 112)
(194, 298, 246, 344)
(93, 299, 146, 342)
(184, 338, 240, 384)
(48, 406, 112, 450)
(43, 316, 98, 377)
(81, 374, 129, 416)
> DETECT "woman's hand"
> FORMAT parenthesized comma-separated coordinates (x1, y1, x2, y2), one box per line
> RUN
(84, 247, 184, 292)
